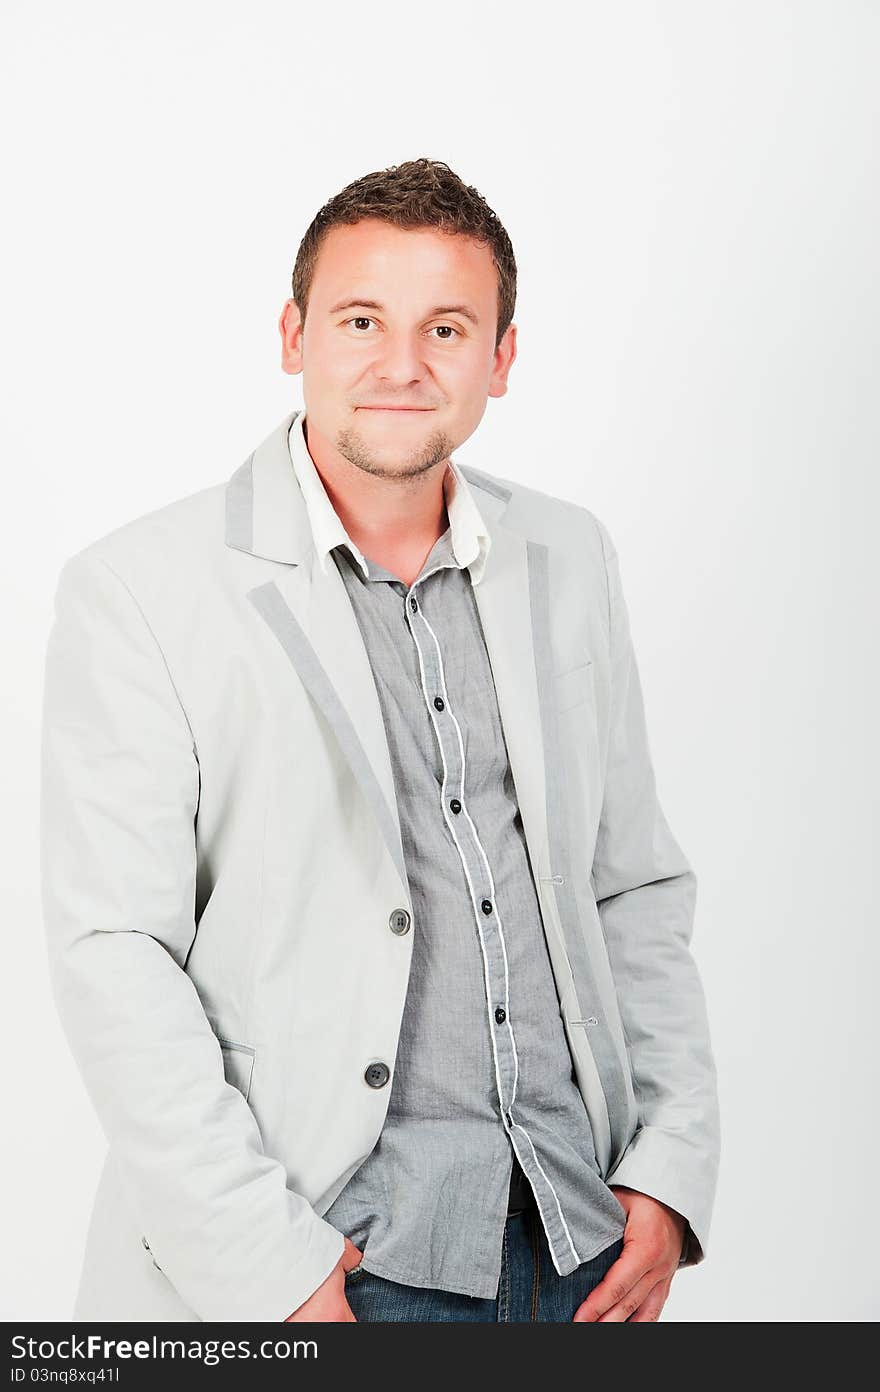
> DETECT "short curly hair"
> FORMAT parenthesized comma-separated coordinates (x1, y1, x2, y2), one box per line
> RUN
(291, 157, 517, 351)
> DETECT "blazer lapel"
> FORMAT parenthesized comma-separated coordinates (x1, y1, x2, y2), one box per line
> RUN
(466, 520, 553, 885)
(249, 548, 411, 894)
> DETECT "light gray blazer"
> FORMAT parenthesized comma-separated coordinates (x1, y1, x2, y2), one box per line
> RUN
(39, 409, 721, 1322)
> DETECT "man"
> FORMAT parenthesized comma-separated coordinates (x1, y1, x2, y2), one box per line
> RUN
(40, 157, 720, 1324)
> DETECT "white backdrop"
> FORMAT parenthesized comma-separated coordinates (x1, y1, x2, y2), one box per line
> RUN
(3, 0, 877, 1323)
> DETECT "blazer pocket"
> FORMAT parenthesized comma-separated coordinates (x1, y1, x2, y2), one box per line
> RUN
(554, 659, 595, 715)
(216, 1035, 256, 1102)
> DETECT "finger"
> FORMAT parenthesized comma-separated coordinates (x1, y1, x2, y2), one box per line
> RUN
(597, 1272, 665, 1323)
(572, 1246, 655, 1322)
(626, 1284, 668, 1322)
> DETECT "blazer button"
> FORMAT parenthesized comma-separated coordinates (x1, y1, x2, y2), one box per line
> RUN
(364, 1062, 390, 1088)
(389, 908, 411, 935)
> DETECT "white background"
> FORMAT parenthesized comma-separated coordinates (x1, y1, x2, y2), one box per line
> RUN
(3, 0, 877, 1322)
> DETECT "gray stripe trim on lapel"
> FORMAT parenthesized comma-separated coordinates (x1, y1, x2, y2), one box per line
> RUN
(527, 539, 630, 1167)
(226, 452, 255, 553)
(247, 578, 410, 893)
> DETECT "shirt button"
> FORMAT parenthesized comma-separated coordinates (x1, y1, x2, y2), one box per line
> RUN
(433, 696, 444, 711)
(481, 899, 493, 915)
(388, 908, 411, 935)
(495, 1006, 506, 1023)
(409, 597, 418, 612)
(364, 1062, 390, 1088)
(450, 798, 461, 814)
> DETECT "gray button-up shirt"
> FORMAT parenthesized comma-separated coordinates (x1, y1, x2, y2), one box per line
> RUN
(288, 415, 627, 1299)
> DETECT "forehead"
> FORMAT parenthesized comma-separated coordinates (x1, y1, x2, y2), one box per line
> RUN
(310, 218, 497, 306)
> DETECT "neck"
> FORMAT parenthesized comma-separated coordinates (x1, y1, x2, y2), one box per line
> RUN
(304, 417, 451, 566)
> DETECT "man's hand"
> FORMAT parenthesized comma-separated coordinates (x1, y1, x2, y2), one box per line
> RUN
(572, 1186, 687, 1322)
(284, 1236, 364, 1322)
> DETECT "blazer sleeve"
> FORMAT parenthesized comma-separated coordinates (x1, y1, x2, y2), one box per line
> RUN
(39, 548, 345, 1321)
(589, 517, 721, 1269)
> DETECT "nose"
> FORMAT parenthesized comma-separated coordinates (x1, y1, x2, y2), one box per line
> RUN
(371, 329, 428, 387)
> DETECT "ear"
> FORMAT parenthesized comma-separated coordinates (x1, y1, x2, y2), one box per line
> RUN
(279, 298, 305, 376)
(488, 321, 517, 399)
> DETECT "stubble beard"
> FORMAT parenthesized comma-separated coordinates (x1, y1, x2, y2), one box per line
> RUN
(335, 425, 455, 482)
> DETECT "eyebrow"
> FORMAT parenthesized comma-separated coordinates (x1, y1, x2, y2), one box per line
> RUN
(328, 298, 480, 326)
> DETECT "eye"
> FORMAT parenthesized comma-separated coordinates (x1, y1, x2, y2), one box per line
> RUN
(429, 325, 460, 340)
(346, 317, 377, 332)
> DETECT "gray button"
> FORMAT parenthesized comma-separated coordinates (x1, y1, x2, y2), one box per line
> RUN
(389, 908, 411, 935)
(365, 1061, 390, 1088)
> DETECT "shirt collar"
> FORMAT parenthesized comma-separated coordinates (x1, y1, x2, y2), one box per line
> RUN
(287, 410, 492, 585)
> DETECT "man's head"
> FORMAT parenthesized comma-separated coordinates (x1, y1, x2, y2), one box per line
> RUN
(279, 157, 517, 482)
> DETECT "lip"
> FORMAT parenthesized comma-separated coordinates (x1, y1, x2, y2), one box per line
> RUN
(356, 406, 434, 412)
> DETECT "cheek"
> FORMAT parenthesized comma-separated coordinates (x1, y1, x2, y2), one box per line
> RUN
(303, 350, 360, 393)
(432, 357, 490, 413)
(304, 325, 362, 369)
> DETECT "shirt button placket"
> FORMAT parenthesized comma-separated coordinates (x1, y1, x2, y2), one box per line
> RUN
(407, 578, 514, 1130)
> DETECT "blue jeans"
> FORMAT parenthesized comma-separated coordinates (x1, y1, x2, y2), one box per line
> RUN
(343, 1210, 625, 1322)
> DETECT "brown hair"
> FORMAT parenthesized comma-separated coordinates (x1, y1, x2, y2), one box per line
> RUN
(291, 158, 517, 350)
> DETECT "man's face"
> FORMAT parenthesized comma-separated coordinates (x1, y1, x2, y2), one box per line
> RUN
(279, 218, 516, 481)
